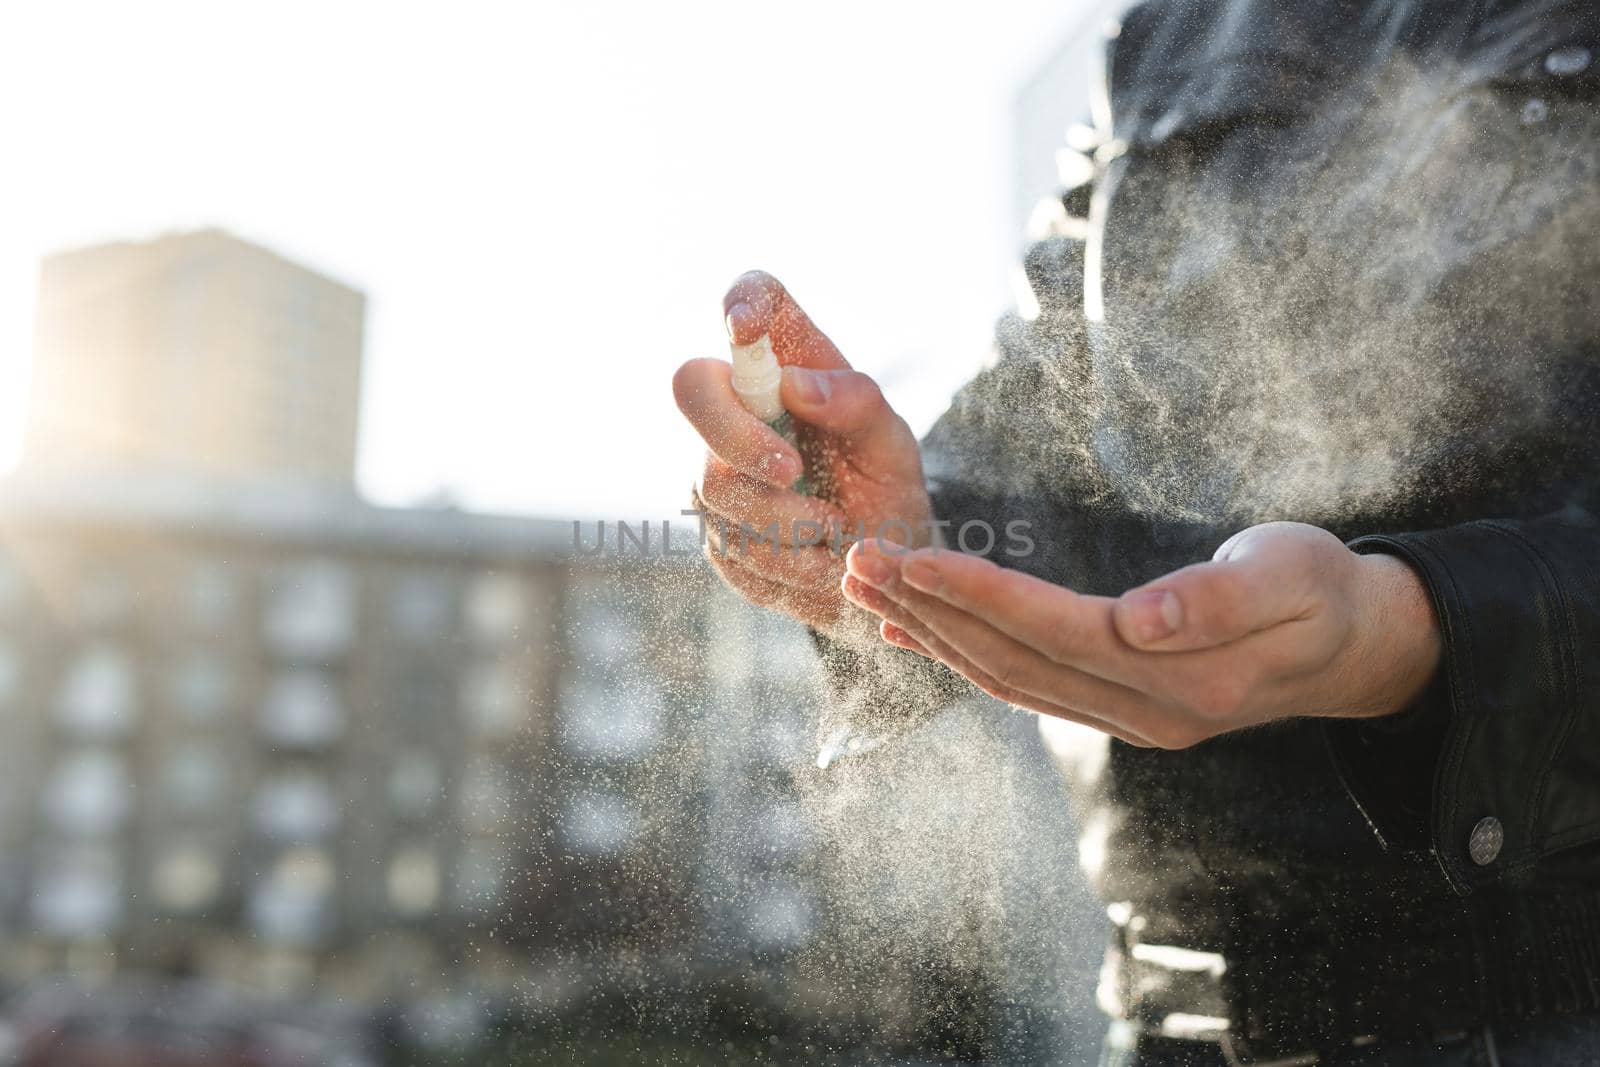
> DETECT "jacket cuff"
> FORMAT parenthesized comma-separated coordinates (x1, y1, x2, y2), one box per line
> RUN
(1326, 525, 1577, 894)
(1323, 661, 1448, 854)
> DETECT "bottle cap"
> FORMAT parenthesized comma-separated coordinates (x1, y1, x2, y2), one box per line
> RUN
(730, 334, 785, 423)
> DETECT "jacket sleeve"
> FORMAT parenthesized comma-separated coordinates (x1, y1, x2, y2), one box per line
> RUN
(1325, 503, 1600, 895)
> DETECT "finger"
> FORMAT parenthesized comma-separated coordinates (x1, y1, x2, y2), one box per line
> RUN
(1111, 535, 1318, 652)
(841, 573, 1153, 745)
(781, 367, 927, 496)
(868, 569, 1153, 738)
(890, 545, 1304, 726)
(699, 457, 845, 542)
(780, 366, 915, 447)
(880, 620, 931, 656)
(885, 547, 1149, 689)
(674, 358, 804, 487)
(723, 270, 850, 370)
(702, 511, 844, 588)
(842, 574, 1004, 688)
(709, 543, 841, 630)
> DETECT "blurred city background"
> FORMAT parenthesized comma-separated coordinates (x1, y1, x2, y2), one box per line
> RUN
(0, 2, 1128, 1064)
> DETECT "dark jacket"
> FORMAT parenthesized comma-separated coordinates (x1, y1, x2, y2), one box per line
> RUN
(815, 0, 1600, 1047)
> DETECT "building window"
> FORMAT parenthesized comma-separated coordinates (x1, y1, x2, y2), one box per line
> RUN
(78, 569, 133, 628)
(465, 572, 525, 643)
(43, 749, 131, 835)
(252, 772, 340, 842)
(458, 758, 509, 835)
(32, 845, 122, 937)
(261, 669, 345, 748)
(263, 560, 356, 660)
(560, 681, 660, 760)
(184, 562, 237, 629)
(55, 643, 138, 739)
(152, 844, 222, 913)
(388, 751, 440, 820)
(164, 742, 226, 813)
(389, 572, 454, 641)
(576, 615, 630, 663)
(562, 792, 638, 857)
(452, 840, 505, 909)
(387, 846, 440, 917)
(461, 660, 524, 737)
(248, 846, 334, 946)
(170, 654, 230, 722)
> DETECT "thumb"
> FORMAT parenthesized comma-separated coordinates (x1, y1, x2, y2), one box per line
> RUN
(1113, 534, 1312, 651)
(781, 365, 912, 439)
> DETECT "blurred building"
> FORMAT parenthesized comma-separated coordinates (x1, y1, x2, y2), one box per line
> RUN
(4, 229, 833, 1019)
(0, 474, 574, 997)
(4, 232, 580, 998)
(26, 230, 364, 486)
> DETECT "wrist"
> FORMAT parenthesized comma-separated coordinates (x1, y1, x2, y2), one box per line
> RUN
(1351, 551, 1443, 718)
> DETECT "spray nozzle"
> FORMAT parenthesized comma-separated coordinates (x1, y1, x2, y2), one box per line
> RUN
(729, 333, 785, 423)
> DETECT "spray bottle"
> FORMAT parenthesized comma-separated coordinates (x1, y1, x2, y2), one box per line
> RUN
(730, 333, 893, 769)
(729, 334, 811, 495)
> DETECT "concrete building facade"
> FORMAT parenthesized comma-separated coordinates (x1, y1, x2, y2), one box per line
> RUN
(27, 230, 365, 487)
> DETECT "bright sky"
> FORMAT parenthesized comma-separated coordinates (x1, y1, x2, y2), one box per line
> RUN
(0, 2, 1105, 521)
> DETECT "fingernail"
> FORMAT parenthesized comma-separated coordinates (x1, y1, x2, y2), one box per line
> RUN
(784, 366, 831, 406)
(1125, 590, 1182, 642)
(901, 558, 943, 593)
(725, 302, 755, 342)
(850, 550, 894, 587)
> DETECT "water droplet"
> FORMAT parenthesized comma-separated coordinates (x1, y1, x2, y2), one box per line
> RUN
(1545, 45, 1592, 77)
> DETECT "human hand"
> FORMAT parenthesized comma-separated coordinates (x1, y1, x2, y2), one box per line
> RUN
(673, 271, 931, 637)
(839, 521, 1442, 748)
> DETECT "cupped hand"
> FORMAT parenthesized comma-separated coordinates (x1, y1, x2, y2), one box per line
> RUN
(673, 271, 931, 637)
(840, 521, 1442, 748)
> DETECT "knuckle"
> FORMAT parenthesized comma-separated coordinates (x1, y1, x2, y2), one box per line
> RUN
(855, 372, 886, 406)
(700, 466, 758, 516)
